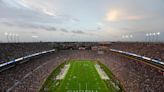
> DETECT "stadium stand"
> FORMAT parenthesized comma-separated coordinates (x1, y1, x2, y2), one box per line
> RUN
(110, 42, 164, 62)
(0, 43, 54, 64)
(0, 43, 163, 92)
(100, 51, 164, 92)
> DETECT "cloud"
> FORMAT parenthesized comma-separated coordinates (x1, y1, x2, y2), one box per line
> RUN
(72, 30, 85, 34)
(31, 31, 38, 35)
(60, 28, 69, 32)
(96, 22, 104, 26)
(0, 19, 57, 31)
(0, 0, 163, 42)
(0, 0, 80, 31)
(106, 10, 122, 21)
(96, 22, 104, 30)
(43, 26, 57, 31)
(105, 9, 144, 21)
(42, 8, 56, 17)
(126, 15, 144, 20)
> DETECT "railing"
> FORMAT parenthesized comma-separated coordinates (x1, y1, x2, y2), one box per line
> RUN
(0, 49, 55, 68)
(110, 49, 164, 66)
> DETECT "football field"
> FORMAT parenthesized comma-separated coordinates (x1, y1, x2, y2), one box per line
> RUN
(55, 61, 113, 92)
(41, 60, 122, 92)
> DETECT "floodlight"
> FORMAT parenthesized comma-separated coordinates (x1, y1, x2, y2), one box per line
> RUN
(146, 33, 149, 36)
(153, 33, 156, 35)
(157, 32, 160, 35)
(8, 33, 12, 36)
(149, 33, 152, 36)
(32, 35, 39, 38)
(130, 35, 133, 38)
(4, 32, 8, 36)
(125, 35, 129, 38)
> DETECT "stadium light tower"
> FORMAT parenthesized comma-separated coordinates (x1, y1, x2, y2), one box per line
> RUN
(12, 33, 15, 43)
(122, 35, 125, 39)
(121, 35, 125, 42)
(149, 33, 152, 42)
(122, 35, 131, 42)
(32, 35, 39, 42)
(8, 33, 13, 43)
(152, 33, 156, 42)
(125, 35, 129, 38)
(122, 34, 134, 42)
(130, 35, 133, 38)
(129, 35, 133, 42)
(146, 33, 150, 42)
(156, 32, 160, 42)
(16, 34, 19, 43)
(157, 32, 160, 35)
(4, 32, 9, 43)
(12, 34, 16, 43)
(14, 34, 18, 43)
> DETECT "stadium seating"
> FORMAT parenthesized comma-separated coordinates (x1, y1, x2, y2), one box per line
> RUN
(110, 42, 164, 62)
(0, 43, 163, 92)
(0, 43, 54, 64)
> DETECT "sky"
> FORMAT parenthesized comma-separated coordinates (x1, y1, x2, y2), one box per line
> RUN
(0, 0, 164, 42)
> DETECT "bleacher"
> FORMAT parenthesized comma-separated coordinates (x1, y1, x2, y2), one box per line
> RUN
(0, 43, 55, 68)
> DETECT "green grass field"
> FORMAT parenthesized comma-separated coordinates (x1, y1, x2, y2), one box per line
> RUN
(40, 60, 123, 92)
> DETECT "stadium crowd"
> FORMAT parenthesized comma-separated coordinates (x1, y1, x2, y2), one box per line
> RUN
(0, 42, 163, 92)
(0, 52, 66, 92)
(99, 51, 164, 92)
(0, 43, 54, 64)
(110, 42, 164, 62)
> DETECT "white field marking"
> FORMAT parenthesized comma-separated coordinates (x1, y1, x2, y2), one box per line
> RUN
(111, 81, 120, 90)
(56, 63, 70, 80)
(79, 83, 81, 91)
(66, 83, 99, 92)
(55, 82, 59, 86)
(66, 89, 98, 92)
(95, 64, 109, 80)
(86, 83, 88, 91)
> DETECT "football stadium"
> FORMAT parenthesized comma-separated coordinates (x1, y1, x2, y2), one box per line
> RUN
(0, 0, 164, 92)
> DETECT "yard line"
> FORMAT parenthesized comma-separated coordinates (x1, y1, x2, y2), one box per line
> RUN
(77, 83, 80, 92)
(86, 83, 88, 91)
